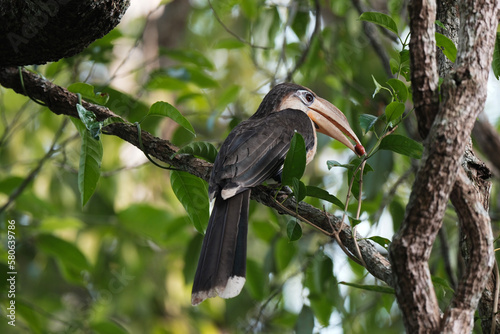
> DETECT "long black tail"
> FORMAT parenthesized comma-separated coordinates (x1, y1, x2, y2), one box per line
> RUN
(191, 190, 250, 305)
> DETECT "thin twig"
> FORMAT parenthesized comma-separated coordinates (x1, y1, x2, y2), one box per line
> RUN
(286, 0, 321, 81)
(208, 0, 269, 50)
(323, 205, 364, 266)
(0, 118, 69, 213)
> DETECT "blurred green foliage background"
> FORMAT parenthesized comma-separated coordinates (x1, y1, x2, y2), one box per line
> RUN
(0, 0, 499, 333)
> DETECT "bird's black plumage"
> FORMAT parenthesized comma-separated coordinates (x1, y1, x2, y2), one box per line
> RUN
(191, 83, 363, 305)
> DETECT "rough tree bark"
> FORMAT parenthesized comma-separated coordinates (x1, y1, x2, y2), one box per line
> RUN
(389, 0, 499, 332)
(0, 0, 130, 66)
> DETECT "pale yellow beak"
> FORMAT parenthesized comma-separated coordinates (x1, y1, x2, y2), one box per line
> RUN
(307, 97, 365, 156)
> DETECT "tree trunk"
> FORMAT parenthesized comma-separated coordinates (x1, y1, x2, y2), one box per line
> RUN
(389, 0, 499, 332)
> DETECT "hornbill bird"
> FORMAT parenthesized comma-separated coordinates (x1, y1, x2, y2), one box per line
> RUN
(192, 83, 365, 305)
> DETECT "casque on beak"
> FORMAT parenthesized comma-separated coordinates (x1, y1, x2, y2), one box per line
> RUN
(307, 97, 365, 156)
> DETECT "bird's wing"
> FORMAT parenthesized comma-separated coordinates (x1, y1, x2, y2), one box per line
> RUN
(210, 109, 315, 199)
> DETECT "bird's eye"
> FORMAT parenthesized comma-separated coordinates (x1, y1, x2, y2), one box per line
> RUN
(305, 92, 314, 103)
(298, 90, 314, 105)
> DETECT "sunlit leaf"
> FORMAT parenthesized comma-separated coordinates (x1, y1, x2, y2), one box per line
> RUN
(379, 134, 423, 159)
(282, 132, 306, 186)
(435, 32, 457, 63)
(173, 141, 218, 163)
(148, 101, 195, 136)
(359, 11, 399, 35)
(170, 171, 209, 233)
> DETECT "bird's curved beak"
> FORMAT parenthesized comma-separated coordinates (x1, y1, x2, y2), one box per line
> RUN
(307, 97, 365, 156)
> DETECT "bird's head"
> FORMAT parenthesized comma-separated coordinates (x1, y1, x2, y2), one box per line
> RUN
(256, 83, 365, 156)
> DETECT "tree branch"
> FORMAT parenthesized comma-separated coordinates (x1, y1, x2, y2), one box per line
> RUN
(0, 65, 393, 287)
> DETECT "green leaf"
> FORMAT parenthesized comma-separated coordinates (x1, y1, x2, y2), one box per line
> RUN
(348, 216, 362, 227)
(385, 101, 405, 122)
(366, 236, 391, 250)
(435, 32, 457, 63)
(493, 32, 500, 80)
(389, 58, 399, 75)
(102, 116, 125, 128)
(306, 185, 344, 209)
(308, 293, 333, 326)
(240, 0, 258, 20)
(173, 141, 218, 163)
(295, 306, 315, 334)
(159, 48, 214, 69)
(432, 275, 455, 293)
(68, 82, 109, 105)
(91, 321, 128, 334)
(359, 11, 398, 35)
(359, 114, 378, 134)
(339, 281, 395, 294)
(399, 49, 410, 64)
(371, 75, 384, 98)
(215, 85, 241, 111)
(435, 20, 446, 30)
(39, 216, 84, 231)
(76, 103, 102, 140)
(71, 118, 103, 207)
(286, 220, 302, 241)
(183, 233, 203, 284)
(213, 39, 246, 49)
(281, 132, 306, 186)
(246, 258, 266, 300)
(292, 177, 306, 202)
(170, 171, 209, 233)
(274, 237, 296, 272)
(148, 101, 195, 136)
(379, 134, 423, 159)
(387, 78, 408, 103)
(38, 234, 90, 272)
(118, 204, 171, 243)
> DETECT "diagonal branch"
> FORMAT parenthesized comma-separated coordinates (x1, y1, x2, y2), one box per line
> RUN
(0, 65, 393, 287)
